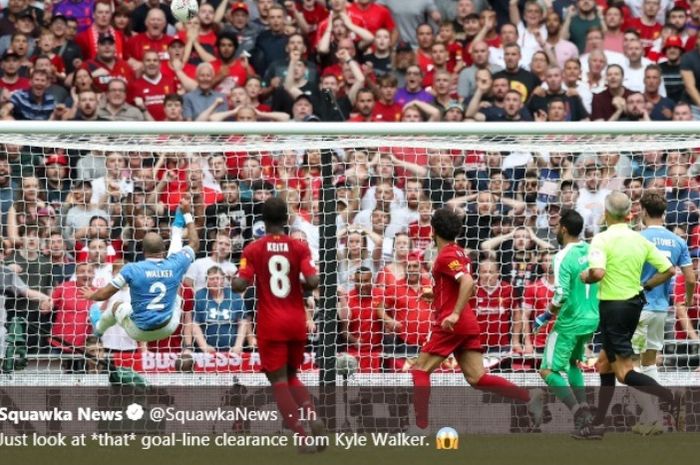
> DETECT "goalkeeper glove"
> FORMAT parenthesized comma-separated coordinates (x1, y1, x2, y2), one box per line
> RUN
(533, 311, 553, 333)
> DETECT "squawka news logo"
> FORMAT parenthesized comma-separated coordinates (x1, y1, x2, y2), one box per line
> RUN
(435, 427, 459, 450)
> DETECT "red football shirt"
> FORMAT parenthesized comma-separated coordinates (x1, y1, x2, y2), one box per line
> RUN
(238, 235, 318, 341)
(347, 288, 382, 350)
(211, 59, 250, 94)
(51, 281, 92, 348)
(0, 76, 30, 92)
(347, 2, 396, 34)
(522, 278, 555, 348)
(471, 282, 513, 348)
(76, 26, 125, 60)
(126, 33, 173, 62)
(128, 74, 178, 121)
(624, 18, 662, 53)
(379, 277, 433, 346)
(673, 274, 700, 339)
(408, 221, 432, 251)
(371, 101, 402, 122)
(82, 58, 134, 93)
(432, 243, 479, 335)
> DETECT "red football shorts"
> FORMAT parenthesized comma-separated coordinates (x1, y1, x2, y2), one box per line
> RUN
(258, 339, 306, 373)
(421, 329, 482, 358)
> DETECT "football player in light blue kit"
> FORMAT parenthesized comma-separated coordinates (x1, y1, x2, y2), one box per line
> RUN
(83, 198, 200, 342)
(631, 191, 695, 434)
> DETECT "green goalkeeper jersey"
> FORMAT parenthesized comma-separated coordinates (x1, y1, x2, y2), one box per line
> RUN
(551, 241, 599, 335)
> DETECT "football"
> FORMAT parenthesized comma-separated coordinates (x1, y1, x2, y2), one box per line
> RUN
(171, 0, 199, 23)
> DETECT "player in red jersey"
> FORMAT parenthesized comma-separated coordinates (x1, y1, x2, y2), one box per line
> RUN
(409, 208, 543, 433)
(232, 197, 326, 452)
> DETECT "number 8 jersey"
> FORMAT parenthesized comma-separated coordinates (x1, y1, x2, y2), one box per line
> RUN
(238, 235, 318, 341)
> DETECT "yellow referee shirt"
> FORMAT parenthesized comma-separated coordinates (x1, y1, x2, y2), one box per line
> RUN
(588, 223, 672, 301)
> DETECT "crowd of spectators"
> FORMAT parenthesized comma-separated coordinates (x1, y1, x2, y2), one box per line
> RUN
(0, 0, 700, 373)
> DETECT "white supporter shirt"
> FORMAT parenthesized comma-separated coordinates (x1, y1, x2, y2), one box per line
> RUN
(185, 257, 238, 292)
(360, 186, 405, 211)
(90, 176, 134, 205)
(623, 58, 666, 95)
(575, 188, 611, 236)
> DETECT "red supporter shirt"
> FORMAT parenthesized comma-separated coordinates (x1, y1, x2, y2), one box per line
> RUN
(624, 18, 662, 54)
(51, 281, 92, 348)
(408, 221, 433, 251)
(148, 285, 194, 352)
(126, 33, 173, 62)
(371, 101, 402, 122)
(432, 243, 480, 335)
(673, 273, 700, 339)
(522, 278, 555, 348)
(347, 2, 396, 34)
(314, 9, 366, 46)
(82, 58, 134, 93)
(238, 235, 318, 341)
(128, 74, 178, 121)
(416, 49, 433, 75)
(76, 27, 125, 60)
(0, 76, 30, 92)
(211, 59, 249, 93)
(346, 288, 382, 350)
(297, 1, 328, 45)
(177, 29, 217, 64)
(471, 281, 513, 349)
(378, 276, 433, 346)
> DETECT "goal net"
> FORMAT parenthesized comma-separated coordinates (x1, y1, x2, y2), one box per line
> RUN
(1, 122, 699, 391)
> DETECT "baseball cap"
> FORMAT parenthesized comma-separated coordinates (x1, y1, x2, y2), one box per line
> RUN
(16, 9, 34, 21)
(663, 35, 683, 51)
(2, 49, 19, 60)
(231, 2, 249, 14)
(97, 34, 116, 45)
(445, 101, 465, 114)
(395, 41, 413, 53)
(168, 35, 185, 46)
(51, 14, 67, 24)
(45, 153, 69, 166)
(407, 251, 423, 262)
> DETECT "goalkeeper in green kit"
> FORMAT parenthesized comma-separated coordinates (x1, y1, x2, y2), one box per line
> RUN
(533, 209, 603, 439)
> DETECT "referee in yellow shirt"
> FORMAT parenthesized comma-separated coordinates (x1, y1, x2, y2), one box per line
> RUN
(580, 191, 684, 431)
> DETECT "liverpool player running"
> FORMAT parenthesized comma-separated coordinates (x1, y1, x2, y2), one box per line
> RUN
(410, 208, 543, 433)
(232, 197, 325, 452)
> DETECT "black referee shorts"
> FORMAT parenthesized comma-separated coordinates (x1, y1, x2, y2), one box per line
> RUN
(599, 293, 646, 363)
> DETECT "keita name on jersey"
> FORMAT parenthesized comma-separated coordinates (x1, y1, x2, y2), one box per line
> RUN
(266, 242, 289, 252)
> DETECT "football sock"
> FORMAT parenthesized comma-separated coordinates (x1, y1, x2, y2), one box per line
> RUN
(624, 370, 673, 404)
(272, 381, 307, 436)
(475, 374, 530, 403)
(567, 364, 587, 405)
(545, 372, 578, 411)
(95, 305, 116, 334)
(288, 375, 315, 415)
(594, 373, 616, 424)
(641, 364, 660, 382)
(411, 369, 431, 429)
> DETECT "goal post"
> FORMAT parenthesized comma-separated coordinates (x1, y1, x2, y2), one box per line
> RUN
(1, 121, 700, 389)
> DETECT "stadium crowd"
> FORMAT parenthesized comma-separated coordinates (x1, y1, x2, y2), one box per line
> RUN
(0, 0, 699, 373)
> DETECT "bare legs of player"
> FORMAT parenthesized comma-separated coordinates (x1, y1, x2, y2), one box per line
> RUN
(411, 350, 542, 431)
(266, 366, 326, 453)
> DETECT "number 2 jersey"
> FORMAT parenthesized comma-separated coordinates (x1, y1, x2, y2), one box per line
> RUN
(238, 235, 317, 341)
(111, 246, 196, 330)
(432, 243, 480, 335)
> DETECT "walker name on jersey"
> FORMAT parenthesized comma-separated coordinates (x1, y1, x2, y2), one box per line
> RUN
(145, 270, 174, 279)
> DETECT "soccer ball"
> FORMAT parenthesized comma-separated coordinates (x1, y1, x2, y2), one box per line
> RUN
(335, 353, 358, 378)
(171, 0, 199, 23)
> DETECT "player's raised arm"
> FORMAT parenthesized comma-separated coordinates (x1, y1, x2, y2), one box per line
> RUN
(180, 197, 200, 254)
